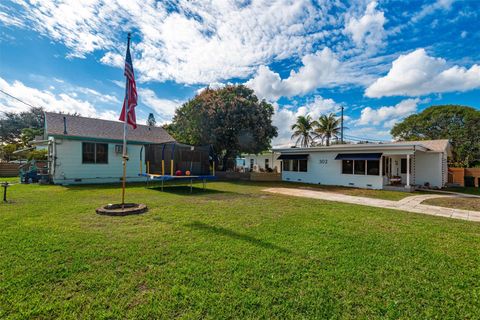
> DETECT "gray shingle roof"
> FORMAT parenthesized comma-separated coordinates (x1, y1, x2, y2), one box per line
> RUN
(392, 139, 450, 152)
(45, 112, 175, 144)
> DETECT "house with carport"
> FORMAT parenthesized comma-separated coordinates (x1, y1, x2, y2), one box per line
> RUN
(274, 140, 451, 190)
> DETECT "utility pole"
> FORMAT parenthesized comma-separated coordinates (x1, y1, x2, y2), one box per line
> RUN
(340, 105, 344, 144)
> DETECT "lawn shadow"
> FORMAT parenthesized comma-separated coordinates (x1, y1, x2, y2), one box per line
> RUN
(186, 221, 292, 254)
(147, 185, 234, 196)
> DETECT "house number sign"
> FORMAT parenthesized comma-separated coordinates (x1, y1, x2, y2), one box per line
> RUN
(319, 159, 328, 164)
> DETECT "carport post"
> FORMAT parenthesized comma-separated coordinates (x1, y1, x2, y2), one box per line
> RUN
(406, 154, 410, 187)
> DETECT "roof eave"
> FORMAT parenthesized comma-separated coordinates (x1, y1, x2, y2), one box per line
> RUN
(273, 144, 430, 153)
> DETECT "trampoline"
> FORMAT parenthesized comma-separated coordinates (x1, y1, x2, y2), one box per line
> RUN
(139, 142, 217, 192)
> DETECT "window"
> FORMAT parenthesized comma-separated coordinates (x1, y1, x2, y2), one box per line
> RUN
(96, 144, 108, 163)
(299, 159, 308, 172)
(283, 159, 307, 172)
(292, 159, 298, 171)
(342, 160, 353, 174)
(343, 159, 380, 175)
(367, 160, 380, 175)
(82, 142, 108, 164)
(401, 158, 412, 174)
(82, 142, 95, 163)
(354, 160, 366, 175)
(265, 159, 270, 170)
(250, 159, 254, 170)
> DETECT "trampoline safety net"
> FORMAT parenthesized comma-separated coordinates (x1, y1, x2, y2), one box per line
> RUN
(144, 142, 213, 176)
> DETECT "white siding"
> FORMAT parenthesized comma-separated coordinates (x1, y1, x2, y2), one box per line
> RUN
(281, 151, 383, 189)
(414, 152, 444, 188)
(51, 138, 146, 184)
(243, 153, 281, 172)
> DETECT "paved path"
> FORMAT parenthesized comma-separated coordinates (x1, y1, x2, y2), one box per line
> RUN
(263, 188, 480, 222)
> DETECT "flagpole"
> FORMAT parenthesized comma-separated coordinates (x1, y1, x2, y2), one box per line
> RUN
(121, 33, 131, 206)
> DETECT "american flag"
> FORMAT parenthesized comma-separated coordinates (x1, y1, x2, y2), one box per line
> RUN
(119, 33, 137, 129)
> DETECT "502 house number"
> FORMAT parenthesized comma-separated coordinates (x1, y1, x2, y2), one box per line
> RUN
(319, 159, 328, 164)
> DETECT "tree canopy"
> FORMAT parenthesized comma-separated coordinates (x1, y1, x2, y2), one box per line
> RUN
(314, 113, 341, 146)
(165, 85, 277, 169)
(290, 113, 342, 147)
(0, 107, 45, 144)
(391, 105, 480, 167)
(147, 113, 156, 127)
(291, 115, 316, 148)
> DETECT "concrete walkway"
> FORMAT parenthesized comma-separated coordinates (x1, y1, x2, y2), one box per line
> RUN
(263, 188, 480, 222)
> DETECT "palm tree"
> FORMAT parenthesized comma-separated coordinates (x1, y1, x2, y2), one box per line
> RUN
(314, 113, 341, 146)
(291, 115, 315, 147)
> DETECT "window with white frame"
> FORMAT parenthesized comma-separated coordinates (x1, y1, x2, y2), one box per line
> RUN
(342, 160, 380, 176)
(283, 159, 307, 172)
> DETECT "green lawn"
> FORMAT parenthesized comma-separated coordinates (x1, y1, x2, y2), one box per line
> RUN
(1, 180, 480, 319)
(446, 186, 480, 196)
(423, 197, 480, 211)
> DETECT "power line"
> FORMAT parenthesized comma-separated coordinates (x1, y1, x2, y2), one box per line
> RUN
(344, 134, 389, 142)
(0, 89, 42, 110)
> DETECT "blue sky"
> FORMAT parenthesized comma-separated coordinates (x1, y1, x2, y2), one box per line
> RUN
(0, 0, 479, 146)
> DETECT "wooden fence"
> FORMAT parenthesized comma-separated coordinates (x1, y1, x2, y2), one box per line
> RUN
(216, 171, 281, 182)
(0, 163, 20, 177)
(448, 168, 480, 187)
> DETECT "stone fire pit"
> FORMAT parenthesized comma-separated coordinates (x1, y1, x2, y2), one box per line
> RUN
(96, 203, 148, 216)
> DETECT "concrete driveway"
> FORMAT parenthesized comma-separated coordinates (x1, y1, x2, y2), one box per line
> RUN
(263, 188, 480, 222)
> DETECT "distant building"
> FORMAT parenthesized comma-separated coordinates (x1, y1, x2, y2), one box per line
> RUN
(241, 151, 281, 172)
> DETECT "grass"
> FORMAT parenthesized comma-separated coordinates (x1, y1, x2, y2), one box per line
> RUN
(446, 186, 480, 196)
(1, 179, 480, 318)
(223, 180, 422, 201)
(423, 197, 480, 212)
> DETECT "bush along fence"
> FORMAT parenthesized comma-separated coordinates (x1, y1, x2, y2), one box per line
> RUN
(448, 168, 480, 187)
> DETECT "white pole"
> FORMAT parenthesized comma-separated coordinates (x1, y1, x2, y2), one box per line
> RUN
(121, 33, 131, 206)
(406, 154, 410, 187)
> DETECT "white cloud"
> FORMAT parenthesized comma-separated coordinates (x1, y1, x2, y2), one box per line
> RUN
(195, 82, 229, 95)
(138, 88, 183, 123)
(0, 76, 118, 120)
(411, 0, 454, 23)
(0, 10, 24, 27)
(246, 48, 362, 101)
(272, 95, 341, 146)
(344, 1, 386, 50)
(346, 126, 392, 142)
(356, 98, 420, 126)
(365, 49, 480, 97)
(8, 0, 336, 84)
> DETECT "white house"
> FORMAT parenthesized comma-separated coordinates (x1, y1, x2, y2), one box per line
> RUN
(274, 140, 451, 190)
(242, 152, 281, 172)
(40, 112, 174, 184)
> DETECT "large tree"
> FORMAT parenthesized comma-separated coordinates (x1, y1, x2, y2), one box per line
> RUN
(391, 105, 480, 167)
(0, 107, 44, 144)
(291, 115, 315, 148)
(165, 85, 277, 169)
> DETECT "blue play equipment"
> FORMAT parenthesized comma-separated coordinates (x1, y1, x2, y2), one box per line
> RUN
(19, 161, 39, 183)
